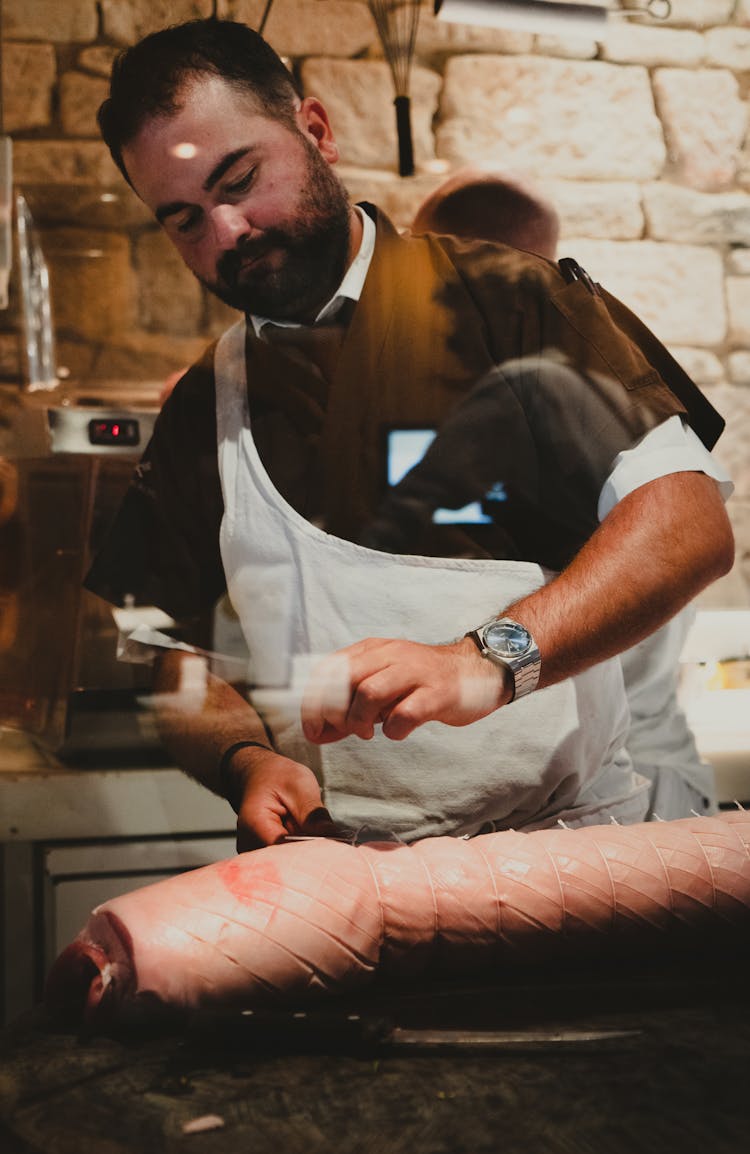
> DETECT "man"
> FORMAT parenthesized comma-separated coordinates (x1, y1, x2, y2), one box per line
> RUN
(410, 168, 722, 820)
(87, 19, 733, 851)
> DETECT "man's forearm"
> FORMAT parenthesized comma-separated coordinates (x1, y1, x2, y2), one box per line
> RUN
(503, 470, 734, 689)
(153, 648, 272, 796)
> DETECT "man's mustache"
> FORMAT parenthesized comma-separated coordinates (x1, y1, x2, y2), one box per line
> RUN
(217, 232, 289, 284)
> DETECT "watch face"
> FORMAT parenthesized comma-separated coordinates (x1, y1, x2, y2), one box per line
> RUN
(483, 620, 532, 659)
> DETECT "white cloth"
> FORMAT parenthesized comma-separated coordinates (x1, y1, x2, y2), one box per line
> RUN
(214, 320, 649, 841)
(618, 609, 718, 818)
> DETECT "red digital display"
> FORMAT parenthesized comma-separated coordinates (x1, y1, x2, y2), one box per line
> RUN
(88, 418, 140, 447)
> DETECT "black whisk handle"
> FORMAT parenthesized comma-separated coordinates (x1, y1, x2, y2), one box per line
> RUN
(394, 95, 415, 177)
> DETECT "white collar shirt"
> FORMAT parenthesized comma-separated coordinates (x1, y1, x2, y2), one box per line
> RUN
(249, 206, 375, 340)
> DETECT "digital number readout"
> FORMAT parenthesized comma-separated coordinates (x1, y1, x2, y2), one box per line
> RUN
(88, 418, 140, 447)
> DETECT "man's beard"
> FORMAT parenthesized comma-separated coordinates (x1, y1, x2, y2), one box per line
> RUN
(200, 140, 352, 322)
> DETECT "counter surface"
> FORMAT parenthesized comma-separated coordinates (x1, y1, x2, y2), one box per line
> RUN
(0, 732, 233, 841)
(2, 961, 749, 1154)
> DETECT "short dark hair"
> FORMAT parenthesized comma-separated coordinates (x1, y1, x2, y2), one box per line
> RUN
(98, 18, 303, 182)
(412, 169, 560, 260)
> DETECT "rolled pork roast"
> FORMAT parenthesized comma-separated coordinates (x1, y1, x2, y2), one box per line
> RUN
(46, 811, 750, 1026)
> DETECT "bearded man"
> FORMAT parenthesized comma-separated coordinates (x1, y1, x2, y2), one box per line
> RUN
(87, 18, 733, 850)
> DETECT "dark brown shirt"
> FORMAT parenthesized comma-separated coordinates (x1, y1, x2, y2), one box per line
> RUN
(85, 207, 720, 623)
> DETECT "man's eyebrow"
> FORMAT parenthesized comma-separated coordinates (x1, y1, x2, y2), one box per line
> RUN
(203, 147, 254, 192)
(156, 201, 190, 225)
(155, 148, 256, 224)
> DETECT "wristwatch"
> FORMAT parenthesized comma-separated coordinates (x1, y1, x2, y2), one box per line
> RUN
(466, 617, 541, 702)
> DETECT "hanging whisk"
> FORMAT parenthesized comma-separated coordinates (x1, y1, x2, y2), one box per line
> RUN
(367, 0, 423, 176)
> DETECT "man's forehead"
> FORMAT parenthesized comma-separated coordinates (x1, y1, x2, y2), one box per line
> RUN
(123, 77, 284, 186)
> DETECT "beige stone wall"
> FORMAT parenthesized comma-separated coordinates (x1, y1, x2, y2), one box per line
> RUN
(1, 0, 749, 599)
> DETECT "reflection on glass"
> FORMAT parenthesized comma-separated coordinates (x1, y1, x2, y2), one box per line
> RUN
(16, 193, 58, 392)
(386, 427, 493, 525)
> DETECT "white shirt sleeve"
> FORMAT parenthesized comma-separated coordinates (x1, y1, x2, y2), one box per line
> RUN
(597, 415, 733, 521)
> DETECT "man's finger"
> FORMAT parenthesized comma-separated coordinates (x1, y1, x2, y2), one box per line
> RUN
(236, 810, 287, 853)
(297, 805, 346, 840)
(301, 652, 353, 740)
(346, 667, 417, 736)
(380, 687, 439, 741)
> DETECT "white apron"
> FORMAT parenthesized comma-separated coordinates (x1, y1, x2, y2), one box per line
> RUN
(215, 322, 648, 840)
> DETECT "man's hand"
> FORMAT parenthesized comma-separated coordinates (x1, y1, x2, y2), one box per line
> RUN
(301, 636, 511, 745)
(231, 746, 339, 852)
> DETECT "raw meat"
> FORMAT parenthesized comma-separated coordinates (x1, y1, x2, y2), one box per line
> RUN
(45, 811, 750, 1025)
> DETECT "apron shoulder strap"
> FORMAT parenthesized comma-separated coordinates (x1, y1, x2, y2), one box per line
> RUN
(214, 319, 249, 444)
(557, 259, 725, 450)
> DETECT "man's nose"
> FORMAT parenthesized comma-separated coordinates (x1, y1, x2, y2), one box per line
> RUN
(209, 204, 252, 249)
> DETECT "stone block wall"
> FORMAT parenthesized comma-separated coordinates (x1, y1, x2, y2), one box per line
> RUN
(1, 0, 749, 601)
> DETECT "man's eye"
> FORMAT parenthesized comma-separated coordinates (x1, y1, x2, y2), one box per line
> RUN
(174, 211, 200, 234)
(166, 209, 201, 235)
(226, 169, 255, 195)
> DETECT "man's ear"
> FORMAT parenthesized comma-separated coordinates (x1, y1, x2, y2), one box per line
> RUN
(296, 97, 339, 164)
